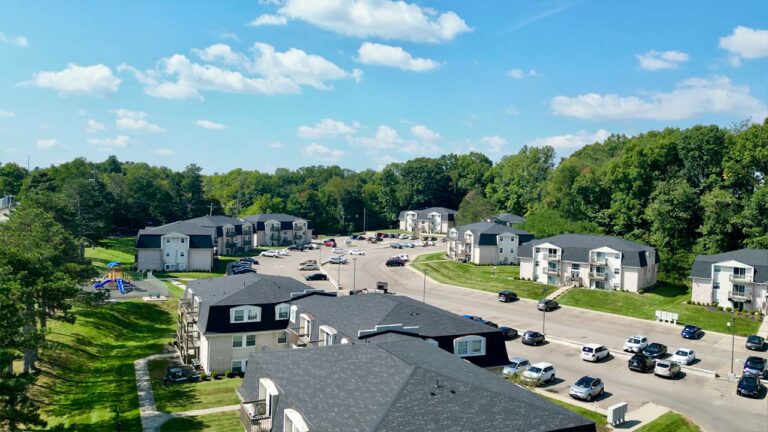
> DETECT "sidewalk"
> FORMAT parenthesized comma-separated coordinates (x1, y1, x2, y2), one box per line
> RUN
(173, 404, 240, 418)
(135, 353, 178, 431)
(757, 315, 768, 337)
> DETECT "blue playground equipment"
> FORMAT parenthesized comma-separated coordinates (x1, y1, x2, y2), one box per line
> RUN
(94, 279, 113, 289)
(117, 278, 126, 294)
(93, 261, 133, 294)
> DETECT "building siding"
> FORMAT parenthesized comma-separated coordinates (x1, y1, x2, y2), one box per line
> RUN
(203, 330, 287, 373)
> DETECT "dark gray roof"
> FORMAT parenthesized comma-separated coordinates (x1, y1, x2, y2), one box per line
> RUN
(490, 213, 526, 225)
(241, 213, 307, 223)
(186, 274, 317, 334)
(398, 207, 456, 220)
(292, 293, 495, 340)
(690, 249, 768, 283)
(138, 220, 216, 236)
(185, 215, 247, 227)
(453, 222, 533, 246)
(518, 234, 658, 267)
(238, 339, 595, 432)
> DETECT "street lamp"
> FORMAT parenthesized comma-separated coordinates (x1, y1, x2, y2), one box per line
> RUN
(727, 316, 736, 377)
(353, 258, 358, 291)
(337, 256, 342, 290)
(542, 287, 547, 335)
(422, 268, 427, 303)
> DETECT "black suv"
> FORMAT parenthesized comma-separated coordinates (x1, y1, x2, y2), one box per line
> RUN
(498, 290, 518, 302)
(163, 365, 201, 385)
(386, 258, 405, 267)
(304, 273, 328, 281)
(628, 354, 656, 372)
(642, 343, 668, 359)
(499, 326, 518, 340)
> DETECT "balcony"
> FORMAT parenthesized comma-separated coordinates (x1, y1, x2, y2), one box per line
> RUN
(270, 234, 279, 241)
(546, 254, 559, 261)
(543, 267, 560, 275)
(179, 299, 198, 324)
(241, 401, 272, 432)
(269, 226, 280, 232)
(729, 274, 753, 284)
(728, 290, 752, 302)
(294, 226, 304, 231)
(287, 326, 314, 346)
(590, 257, 608, 265)
(589, 272, 608, 280)
(224, 230, 236, 238)
(294, 233, 304, 239)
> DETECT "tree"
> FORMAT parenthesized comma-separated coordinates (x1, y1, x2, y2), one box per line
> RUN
(644, 179, 700, 254)
(0, 163, 27, 196)
(695, 188, 740, 254)
(740, 184, 768, 248)
(518, 208, 602, 238)
(485, 146, 554, 215)
(444, 152, 493, 206)
(456, 191, 496, 226)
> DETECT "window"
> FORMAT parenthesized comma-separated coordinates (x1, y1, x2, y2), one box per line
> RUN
(230, 306, 261, 323)
(290, 305, 298, 323)
(571, 264, 580, 271)
(713, 281, 720, 290)
(231, 359, 246, 373)
(499, 248, 503, 253)
(246, 334, 256, 347)
(614, 268, 620, 275)
(277, 331, 288, 344)
(534, 261, 539, 267)
(535, 247, 541, 254)
(594, 281, 606, 289)
(284, 409, 309, 432)
(233, 335, 243, 348)
(180, 252, 185, 257)
(165, 252, 170, 257)
(454, 335, 486, 357)
(166, 239, 170, 243)
(714, 266, 721, 273)
(320, 325, 336, 346)
(181, 238, 185, 243)
(275, 303, 290, 320)
(614, 253, 620, 259)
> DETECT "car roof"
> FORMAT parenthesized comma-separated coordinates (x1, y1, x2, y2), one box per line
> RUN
(628, 335, 646, 339)
(675, 347, 692, 352)
(509, 356, 528, 363)
(531, 362, 553, 368)
(684, 324, 700, 329)
(745, 356, 765, 362)
(583, 343, 604, 349)
(655, 359, 673, 365)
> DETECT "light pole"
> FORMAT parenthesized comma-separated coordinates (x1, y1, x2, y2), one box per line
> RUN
(727, 316, 736, 376)
(422, 268, 427, 303)
(337, 256, 342, 290)
(353, 258, 357, 291)
(542, 287, 547, 335)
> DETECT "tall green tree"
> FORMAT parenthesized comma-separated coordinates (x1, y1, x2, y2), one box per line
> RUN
(695, 188, 740, 254)
(740, 184, 768, 248)
(485, 146, 555, 215)
(644, 178, 700, 253)
(456, 191, 496, 226)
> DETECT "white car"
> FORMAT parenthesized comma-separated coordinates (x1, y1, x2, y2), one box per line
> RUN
(502, 357, 530, 376)
(426, 241, 435, 246)
(623, 335, 648, 353)
(394, 254, 410, 262)
(580, 344, 610, 362)
(277, 249, 289, 256)
(332, 247, 346, 255)
(349, 249, 365, 255)
(671, 348, 696, 365)
(413, 241, 425, 247)
(298, 262, 319, 271)
(522, 362, 556, 386)
(399, 234, 410, 239)
(260, 250, 278, 258)
(329, 256, 348, 264)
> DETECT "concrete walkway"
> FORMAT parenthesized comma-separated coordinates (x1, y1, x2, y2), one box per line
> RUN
(173, 404, 240, 418)
(756, 315, 768, 337)
(546, 285, 574, 301)
(135, 353, 178, 432)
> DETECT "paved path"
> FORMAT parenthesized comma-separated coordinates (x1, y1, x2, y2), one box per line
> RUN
(173, 404, 240, 417)
(757, 315, 768, 338)
(135, 353, 178, 432)
(546, 285, 574, 301)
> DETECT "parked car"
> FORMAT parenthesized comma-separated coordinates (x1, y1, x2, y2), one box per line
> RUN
(298, 262, 319, 271)
(163, 365, 200, 385)
(260, 250, 279, 258)
(569, 376, 604, 401)
(653, 360, 681, 379)
(404, 242, 415, 248)
(239, 257, 258, 264)
(743, 356, 766, 378)
(331, 247, 346, 255)
(537, 299, 558, 312)
(395, 254, 410, 262)
(628, 354, 656, 373)
(498, 290, 518, 302)
(502, 357, 530, 376)
(390, 243, 403, 249)
(746, 335, 766, 351)
(413, 241, 425, 247)
(304, 273, 328, 281)
(461, 315, 497, 328)
(323, 240, 337, 247)
(499, 326, 518, 340)
(232, 267, 257, 275)
(329, 256, 348, 264)
(623, 335, 649, 353)
(349, 248, 365, 255)
(277, 249, 289, 256)
(643, 343, 668, 359)
(580, 344, 610, 362)
(287, 244, 302, 251)
(522, 362, 556, 385)
(398, 234, 410, 239)
(462, 314, 482, 321)
(368, 236, 380, 243)
(522, 330, 545, 346)
(737, 375, 762, 398)
(671, 348, 696, 365)
(386, 258, 405, 267)
(681, 325, 704, 340)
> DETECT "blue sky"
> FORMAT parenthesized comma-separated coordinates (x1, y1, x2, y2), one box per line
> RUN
(0, 0, 766, 173)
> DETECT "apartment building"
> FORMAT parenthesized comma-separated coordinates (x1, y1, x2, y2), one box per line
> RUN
(398, 207, 456, 234)
(690, 249, 768, 312)
(135, 221, 215, 272)
(519, 234, 659, 292)
(487, 212, 525, 227)
(176, 273, 322, 373)
(241, 213, 312, 247)
(0, 195, 17, 222)
(236, 337, 596, 432)
(446, 221, 534, 265)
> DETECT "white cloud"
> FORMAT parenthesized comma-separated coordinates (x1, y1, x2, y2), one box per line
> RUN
(551, 75, 767, 121)
(278, 0, 471, 43)
(635, 50, 689, 71)
(348, 124, 442, 155)
(112, 109, 166, 132)
(249, 14, 288, 26)
(36, 139, 60, 149)
(298, 118, 358, 139)
(27, 64, 120, 95)
(0, 32, 28, 47)
(527, 129, 611, 149)
(0, 110, 15, 118)
(151, 148, 176, 156)
(719, 26, 768, 66)
(196, 119, 227, 130)
(86, 119, 105, 133)
(219, 31, 240, 41)
(301, 143, 345, 162)
(507, 68, 537, 79)
(268, 141, 286, 148)
(479, 135, 506, 153)
(357, 42, 439, 72)
(410, 124, 440, 141)
(88, 135, 130, 148)
(192, 44, 252, 71)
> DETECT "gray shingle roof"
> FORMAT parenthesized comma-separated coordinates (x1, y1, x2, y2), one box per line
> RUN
(238, 338, 595, 432)
(453, 222, 534, 246)
(690, 249, 768, 283)
(398, 207, 456, 220)
(138, 220, 217, 236)
(518, 234, 658, 267)
(185, 215, 247, 227)
(241, 213, 306, 223)
(490, 213, 526, 225)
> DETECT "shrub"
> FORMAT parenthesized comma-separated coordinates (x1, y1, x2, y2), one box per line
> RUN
(200, 372, 207, 381)
(238, 370, 245, 378)
(211, 371, 219, 380)
(725, 307, 732, 313)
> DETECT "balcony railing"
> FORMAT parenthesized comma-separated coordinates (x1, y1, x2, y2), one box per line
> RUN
(269, 226, 280, 232)
(543, 267, 560, 275)
(179, 299, 198, 323)
(177, 329, 200, 348)
(241, 401, 272, 432)
(589, 272, 608, 280)
(294, 233, 303, 239)
(590, 258, 608, 265)
(728, 290, 752, 301)
(546, 254, 559, 261)
(729, 274, 753, 284)
(225, 230, 236, 237)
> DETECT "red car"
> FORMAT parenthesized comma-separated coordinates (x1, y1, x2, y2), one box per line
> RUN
(323, 240, 337, 247)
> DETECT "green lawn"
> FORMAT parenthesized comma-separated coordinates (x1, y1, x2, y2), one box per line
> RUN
(85, 236, 140, 278)
(149, 359, 242, 414)
(411, 252, 556, 299)
(160, 412, 241, 432)
(635, 411, 701, 432)
(543, 396, 609, 432)
(558, 284, 761, 336)
(155, 256, 239, 280)
(37, 299, 177, 431)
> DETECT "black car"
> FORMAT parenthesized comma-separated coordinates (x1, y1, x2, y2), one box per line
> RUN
(642, 343, 668, 359)
(305, 273, 329, 281)
(628, 354, 656, 372)
(498, 290, 518, 302)
(386, 258, 405, 267)
(746, 335, 766, 351)
(239, 257, 258, 264)
(287, 244, 303, 251)
(737, 375, 762, 398)
(499, 326, 518, 340)
(537, 299, 558, 312)
(743, 356, 766, 377)
(390, 243, 403, 249)
(522, 330, 545, 346)
(232, 267, 257, 275)
(680, 325, 704, 340)
(163, 365, 200, 385)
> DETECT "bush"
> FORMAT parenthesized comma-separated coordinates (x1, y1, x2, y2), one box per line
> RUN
(725, 307, 732, 313)
(200, 372, 207, 381)
(238, 370, 245, 378)
(211, 371, 219, 380)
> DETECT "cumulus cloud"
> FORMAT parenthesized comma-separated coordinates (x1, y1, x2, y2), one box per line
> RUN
(507, 68, 537, 79)
(348, 124, 442, 155)
(410, 124, 440, 141)
(112, 109, 166, 132)
(36, 139, 60, 149)
(301, 143, 345, 162)
(151, 148, 176, 156)
(719, 26, 768, 66)
(635, 50, 689, 70)
(27, 64, 121, 95)
(88, 135, 130, 148)
(0, 110, 15, 118)
(0, 32, 28, 47)
(249, 14, 288, 26)
(86, 119, 105, 133)
(479, 135, 507, 153)
(297, 118, 358, 139)
(551, 76, 767, 121)
(278, 0, 471, 43)
(357, 42, 439, 72)
(527, 129, 611, 149)
(196, 119, 226, 130)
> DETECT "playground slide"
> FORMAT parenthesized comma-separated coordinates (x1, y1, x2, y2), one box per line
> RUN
(117, 278, 126, 294)
(93, 279, 112, 289)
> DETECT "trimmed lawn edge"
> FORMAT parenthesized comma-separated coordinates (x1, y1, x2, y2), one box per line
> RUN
(635, 411, 702, 432)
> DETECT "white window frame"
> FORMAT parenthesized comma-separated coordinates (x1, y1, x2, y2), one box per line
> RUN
(275, 303, 290, 320)
(289, 305, 298, 323)
(319, 325, 337, 346)
(246, 334, 257, 347)
(453, 335, 486, 357)
(231, 359, 247, 373)
(230, 306, 261, 323)
(283, 409, 309, 432)
(276, 331, 288, 345)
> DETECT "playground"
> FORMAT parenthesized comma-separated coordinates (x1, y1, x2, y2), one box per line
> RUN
(91, 261, 168, 299)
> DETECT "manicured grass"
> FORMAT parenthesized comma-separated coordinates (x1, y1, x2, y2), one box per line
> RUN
(160, 412, 241, 432)
(149, 359, 242, 414)
(85, 236, 139, 276)
(635, 411, 701, 432)
(162, 280, 186, 298)
(543, 396, 609, 432)
(154, 256, 239, 280)
(36, 299, 177, 431)
(557, 284, 761, 336)
(411, 252, 556, 299)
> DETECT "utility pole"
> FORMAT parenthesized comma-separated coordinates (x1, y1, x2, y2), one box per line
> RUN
(542, 287, 547, 335)
(353, 258, 357, 291)
(728, 316, 736, 377)
(422, 268, 427, 303)
(209, 202, 214, 216)
(337, 258, 342, 290)
(363, 208, 366, 234)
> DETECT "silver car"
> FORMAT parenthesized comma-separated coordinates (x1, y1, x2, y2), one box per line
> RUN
(502, 357, 530, 376)
(654, 360, 681, 379)
(569, 376, 604, 401)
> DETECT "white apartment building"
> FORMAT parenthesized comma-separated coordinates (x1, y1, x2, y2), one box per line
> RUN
(135, 221, 215, 272)
(398, 207, 456, 234)
(690, 249, 768, 312)
(446, 222, 534, 265)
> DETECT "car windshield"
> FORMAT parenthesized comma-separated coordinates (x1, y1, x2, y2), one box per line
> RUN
(628, 338, 641, 344)
(741, 377, 758, 386)
(746, 358, 765, 368)
(647, 344, 661, 351)
(747, 336, 763, 343)
(508, 362, 519, 368)
(675, 350, 688, 356)
(528, 366, 542, 374)
(527, 332, 540, 337)
(582, 347, 594, 353)
(575, 377, 594, 387)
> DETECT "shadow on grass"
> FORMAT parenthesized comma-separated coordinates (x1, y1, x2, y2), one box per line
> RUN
(160, 416, 206, 432)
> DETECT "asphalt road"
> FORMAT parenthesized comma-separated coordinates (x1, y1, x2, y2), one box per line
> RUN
(254, 237, 768, 432)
